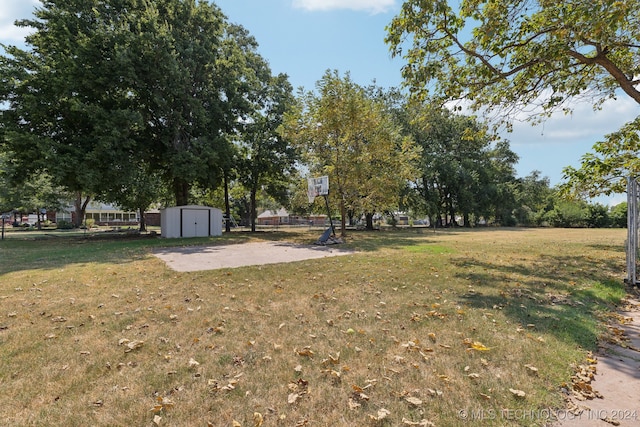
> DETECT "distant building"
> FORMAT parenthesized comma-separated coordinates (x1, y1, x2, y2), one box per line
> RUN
(58, 201, 160, 226)
(257, 208, 327, 226)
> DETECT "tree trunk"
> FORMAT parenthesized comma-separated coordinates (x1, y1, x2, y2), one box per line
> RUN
(339, 197, 346, 237)
(365, 212, 374, 230)
(224, 172, 231, 233)
(73, 193, 91, 228)
(448, 201, 457, 226)
(138, 207, 147, 232)
(173, 179, 190, 206)
(250, 188, 257, 232)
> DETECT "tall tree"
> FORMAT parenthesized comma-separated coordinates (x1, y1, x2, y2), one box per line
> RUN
(387, 0, 640, 201)
(405, 106, 518, 226)
(221, 26, 296, 232)
(121, 0, 233, 206)
(386, 0, 640, 119)
(1, 0, 262, 221)
(0, 0, 139, 226)
(285, 71, 418, 235)
(237, 71, 296, 232)
(0, 151, 65, 222)
(514, 170, 553, 225)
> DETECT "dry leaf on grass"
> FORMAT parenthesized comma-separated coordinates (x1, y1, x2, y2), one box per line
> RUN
(295, 347, 314, 357)
(151, 397, 175, 413)
(405, 396, 422, 406)
(402, 418, 435, 426)
(369, 408, 390, 421)
(463, 338, 491, 351)
(509, 388, 526, 398)
(348, 398, 361, 410)
(253, 412, 264, 427)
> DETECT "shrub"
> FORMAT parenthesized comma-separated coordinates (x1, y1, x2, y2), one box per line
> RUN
(56, 220, 74, 229)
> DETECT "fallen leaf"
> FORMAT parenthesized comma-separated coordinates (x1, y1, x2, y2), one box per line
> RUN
(509, 388, 526, 398)
(405, 396, 423, 406)
(253, 412, 264, 427)
(524, 365, 538, 375)
(601, 416, 621, 426)
(124, 340, 144, 352)
(369, 408, 390, 421)
(469, 341, 490, 351)
(402, 418, 435, 426)
(296, 347, 314, 357)
(348, 398, 361, 410)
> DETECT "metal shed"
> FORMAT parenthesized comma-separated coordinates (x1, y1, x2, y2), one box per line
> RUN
(160, 205, 222, 238)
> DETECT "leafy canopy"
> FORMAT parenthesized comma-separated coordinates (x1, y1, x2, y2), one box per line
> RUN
(386, 0, 640, 122)
(284, 71, 418, 234)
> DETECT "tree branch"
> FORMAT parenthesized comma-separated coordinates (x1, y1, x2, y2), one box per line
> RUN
(567, 49, 640, 104)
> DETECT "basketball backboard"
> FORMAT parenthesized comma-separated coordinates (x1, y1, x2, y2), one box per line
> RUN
(307, 176, 329, 203)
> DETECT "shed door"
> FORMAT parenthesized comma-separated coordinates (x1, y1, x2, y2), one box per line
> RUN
(181, 209, 209, 237)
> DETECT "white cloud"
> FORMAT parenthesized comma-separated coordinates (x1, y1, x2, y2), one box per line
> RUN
(509, 96, 639, 146)
(0, 0, 40, 45)
(292, 0, 396, 14)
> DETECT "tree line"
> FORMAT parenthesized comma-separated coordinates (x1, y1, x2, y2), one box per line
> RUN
(0, 0, 634, 233)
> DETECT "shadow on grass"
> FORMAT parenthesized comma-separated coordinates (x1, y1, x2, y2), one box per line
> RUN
(0, 228, 418, 275)
(0, 230, 281, 275)
(451, 252, 627, 351)
(343, 227, 456, 252)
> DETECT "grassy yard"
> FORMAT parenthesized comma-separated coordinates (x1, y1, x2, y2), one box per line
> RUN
(0, 227, 628, 426)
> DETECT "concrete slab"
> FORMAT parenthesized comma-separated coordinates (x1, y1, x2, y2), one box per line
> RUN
(153, 241, 355, 272)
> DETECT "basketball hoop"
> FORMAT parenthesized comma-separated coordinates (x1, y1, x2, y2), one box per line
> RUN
(307, 176, 329, 203)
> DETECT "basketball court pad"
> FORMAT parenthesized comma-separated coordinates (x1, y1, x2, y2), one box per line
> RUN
(153, 241, 355, 272)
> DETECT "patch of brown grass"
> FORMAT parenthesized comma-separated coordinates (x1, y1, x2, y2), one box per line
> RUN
(0, 228, 627, 426)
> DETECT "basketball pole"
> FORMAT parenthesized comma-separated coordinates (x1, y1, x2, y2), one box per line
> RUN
(323, 194, 335, 236)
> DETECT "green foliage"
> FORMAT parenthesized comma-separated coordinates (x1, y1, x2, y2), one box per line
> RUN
(234, 45, 296, 231)
(402, 105, 518, 226)
(387, 1, 640, 201)
(55, 220, 74, 230)
(386, 0, 640, 120)
(284, 71, 419, 234)
(0, 0, 267, 216)
(609, 202, 627, 228)
(561, 117, 640, 198)
(544, 200, 588, 228)
(586, 203, 611, 228)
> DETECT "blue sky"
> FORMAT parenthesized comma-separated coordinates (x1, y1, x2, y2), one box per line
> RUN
(2, 0, 638, 205)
